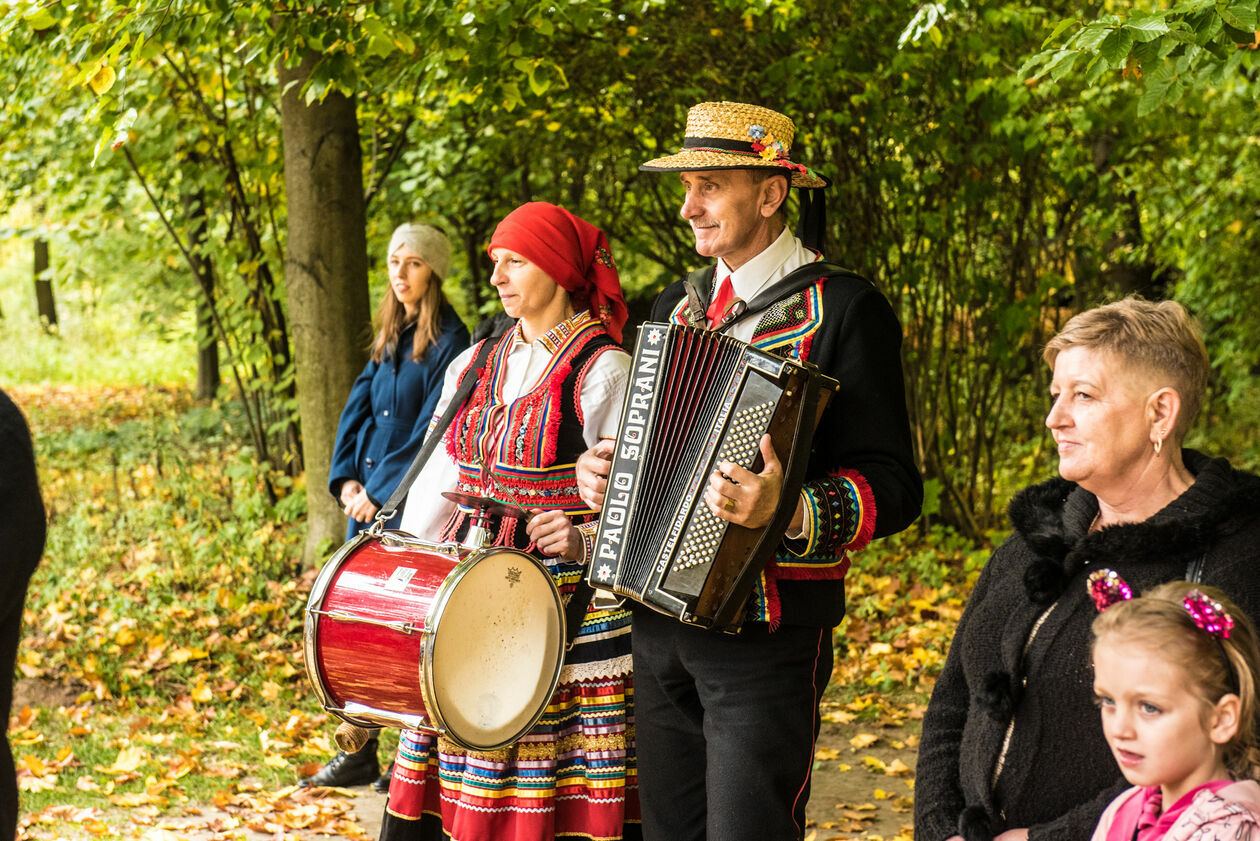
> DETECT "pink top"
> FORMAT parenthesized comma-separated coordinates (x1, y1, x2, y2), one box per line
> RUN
(1105, 782, 1235, 841)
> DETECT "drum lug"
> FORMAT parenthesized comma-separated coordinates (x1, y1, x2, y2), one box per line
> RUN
(335, 702, 436, 735)
(308, 608, 424, 635)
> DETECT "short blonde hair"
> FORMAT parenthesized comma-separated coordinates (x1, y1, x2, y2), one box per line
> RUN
(1044, 297, 1209, 441)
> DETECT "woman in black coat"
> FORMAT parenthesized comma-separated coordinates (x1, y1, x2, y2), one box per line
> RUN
(914, 298, 1260, 841)
(0, 390, 45, 837)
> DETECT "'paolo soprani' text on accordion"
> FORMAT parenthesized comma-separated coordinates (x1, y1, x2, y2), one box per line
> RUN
(586, 322, 839, 632)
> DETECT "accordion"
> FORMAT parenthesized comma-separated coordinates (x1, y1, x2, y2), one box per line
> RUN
(586, 322, 838, 632)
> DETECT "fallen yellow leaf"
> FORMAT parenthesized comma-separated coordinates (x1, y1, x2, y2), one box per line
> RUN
(886, 758, 913, 777)
(849, 733, 879, 749)
(101, 745, 145, 774)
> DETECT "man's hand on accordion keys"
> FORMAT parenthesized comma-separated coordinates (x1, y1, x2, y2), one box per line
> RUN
(704, 434, 804, 534)
(526, 509, 584, 563)
(576, 439, 615, 511)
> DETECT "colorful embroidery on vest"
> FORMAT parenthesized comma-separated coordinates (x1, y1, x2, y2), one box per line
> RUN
(442, 314, 609, 549)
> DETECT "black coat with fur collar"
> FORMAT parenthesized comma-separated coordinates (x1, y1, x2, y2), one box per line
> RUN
(914, 450, 1260, 841)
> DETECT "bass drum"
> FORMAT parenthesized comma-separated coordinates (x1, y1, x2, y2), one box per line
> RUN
(304, 531, 565, 751)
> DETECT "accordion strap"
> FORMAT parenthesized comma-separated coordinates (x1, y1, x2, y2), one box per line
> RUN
(682, 262, 867, 333)
(373, 328, 505, 526)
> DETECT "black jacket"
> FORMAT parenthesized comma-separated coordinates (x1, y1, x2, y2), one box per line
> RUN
(914, 450, 1260, 841)
(652, 264, 922, 628)
(0, 390, 45, 837)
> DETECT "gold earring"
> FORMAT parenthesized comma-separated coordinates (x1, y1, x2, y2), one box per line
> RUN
(1154, 434, 1163, 456)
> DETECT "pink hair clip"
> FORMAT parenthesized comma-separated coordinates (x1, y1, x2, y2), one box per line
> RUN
(1087, 569, 1133, 611)
(1183, 590, 1234, 640)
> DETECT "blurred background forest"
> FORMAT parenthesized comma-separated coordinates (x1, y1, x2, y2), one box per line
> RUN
(1, 0, 1259, 836)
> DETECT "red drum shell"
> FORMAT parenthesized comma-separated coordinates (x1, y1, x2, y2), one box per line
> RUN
(304, 531, 565, 751)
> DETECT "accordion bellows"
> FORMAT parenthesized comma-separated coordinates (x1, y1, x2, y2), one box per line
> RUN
(587, 323, 838, 632)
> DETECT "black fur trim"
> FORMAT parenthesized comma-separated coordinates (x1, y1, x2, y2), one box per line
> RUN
(977, 671, 1014, 722)
(1024, 559, 1068, 605)
(959, 806, 993, 841)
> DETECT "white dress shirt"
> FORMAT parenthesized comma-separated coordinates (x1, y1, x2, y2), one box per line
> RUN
(399, 314, 630, 541)
(715, 226, 820, 343)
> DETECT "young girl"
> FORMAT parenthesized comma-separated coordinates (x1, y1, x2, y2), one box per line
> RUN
(1089, 574, 1260, 841)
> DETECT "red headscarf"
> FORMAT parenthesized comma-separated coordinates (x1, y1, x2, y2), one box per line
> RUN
(487, 202, 629, 344)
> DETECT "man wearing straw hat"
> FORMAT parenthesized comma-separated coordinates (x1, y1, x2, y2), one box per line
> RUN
(577, 101, 922, 840)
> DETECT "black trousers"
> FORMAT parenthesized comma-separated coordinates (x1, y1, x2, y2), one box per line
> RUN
(630, 608, 834, 841)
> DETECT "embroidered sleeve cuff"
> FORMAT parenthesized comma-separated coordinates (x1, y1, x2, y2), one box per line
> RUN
(574, 520, 599, 566)
(784, 490, 820, 556)
(787, 469, 877, 558)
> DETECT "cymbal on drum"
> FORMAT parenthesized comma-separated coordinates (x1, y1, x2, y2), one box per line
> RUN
(441, 490, 532, 521)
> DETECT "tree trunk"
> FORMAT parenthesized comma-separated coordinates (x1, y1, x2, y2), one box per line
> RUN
(182, 166, 221, 401)
(279, 52, 372, 568)
(195, 296, 220, 400)
(34, 238, 58, 333)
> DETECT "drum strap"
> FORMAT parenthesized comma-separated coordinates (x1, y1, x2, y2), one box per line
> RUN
(375, 334, 504, 525)
(564, 579, 597, 651)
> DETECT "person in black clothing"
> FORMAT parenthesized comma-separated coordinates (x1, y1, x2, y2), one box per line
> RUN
(0, 390, 46, 837)
(915, 297, 1260, 841)
(576, 100, 922, 841)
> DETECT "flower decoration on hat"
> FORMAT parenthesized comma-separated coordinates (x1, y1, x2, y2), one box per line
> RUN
(1184, 590, 1235, 639)
(748, 125, 786, 160)
(1087, 569, 1133, 612)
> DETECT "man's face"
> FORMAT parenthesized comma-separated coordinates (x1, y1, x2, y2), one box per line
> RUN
(678, 170, 780, 269)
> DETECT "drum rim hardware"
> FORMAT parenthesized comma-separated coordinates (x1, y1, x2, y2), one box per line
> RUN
(307, 608, 424, 635)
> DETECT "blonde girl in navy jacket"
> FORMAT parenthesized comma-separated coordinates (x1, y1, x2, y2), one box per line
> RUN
(328, 223, 469, 539)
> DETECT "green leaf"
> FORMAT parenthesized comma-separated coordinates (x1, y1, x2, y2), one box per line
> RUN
(1042, 17, 1078, 48)
(1219, 4, 1258, 32)
(361, 18, 389, 40)
(23, 7, 57, 31)
(1074, 23, 1112, 51)
(365, 36, 394, 59)
(1125, 14, 1171, 42)
(1049, 50, 1081, 81)
(1100, 27, 1137, 64)
(527, 67, 550, 96)
(1084, 53, 1113, 85)
(1137, 73, 1175, 116)
(1017, 50, 1051, 78)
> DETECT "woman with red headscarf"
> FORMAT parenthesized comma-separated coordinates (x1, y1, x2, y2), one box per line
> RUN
(384, 202, 639, 841)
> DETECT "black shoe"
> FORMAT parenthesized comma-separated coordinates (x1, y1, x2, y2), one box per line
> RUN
(299, 739, 379, 788)
(372, 760, 394, 793)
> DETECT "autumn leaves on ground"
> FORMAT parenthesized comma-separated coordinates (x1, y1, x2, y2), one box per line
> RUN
(10, 385, 985, 841)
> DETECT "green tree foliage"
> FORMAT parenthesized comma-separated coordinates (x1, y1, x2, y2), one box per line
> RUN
(4, 0, 1259, 541)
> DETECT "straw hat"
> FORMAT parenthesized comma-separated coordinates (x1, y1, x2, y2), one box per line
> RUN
(640, 101, 827, 189)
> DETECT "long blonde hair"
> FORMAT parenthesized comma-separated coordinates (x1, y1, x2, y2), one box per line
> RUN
(1093, 580, 1260, 780)
(369, 224, 450, 363)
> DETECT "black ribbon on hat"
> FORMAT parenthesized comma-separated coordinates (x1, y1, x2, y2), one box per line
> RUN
(796, 187, 827, 253)
(681, 136, 766, 155)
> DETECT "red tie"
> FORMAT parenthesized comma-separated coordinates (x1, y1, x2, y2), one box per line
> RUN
(706, 276, 734, 328)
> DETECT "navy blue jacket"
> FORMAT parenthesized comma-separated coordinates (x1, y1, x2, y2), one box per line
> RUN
(329, 306, 469, 537)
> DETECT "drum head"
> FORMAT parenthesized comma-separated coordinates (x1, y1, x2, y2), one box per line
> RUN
(425, 549, 564, 750)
